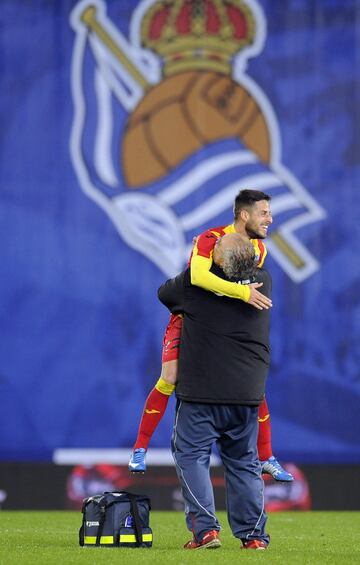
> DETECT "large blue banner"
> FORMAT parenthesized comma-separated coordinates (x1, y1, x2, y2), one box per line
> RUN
(1, 0, 359, 463)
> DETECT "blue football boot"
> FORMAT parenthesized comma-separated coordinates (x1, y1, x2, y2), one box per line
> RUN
(261, 456, 294, 481)
(128, 448, 147, 473)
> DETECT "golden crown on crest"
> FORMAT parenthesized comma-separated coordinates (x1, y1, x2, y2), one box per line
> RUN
(141, 0, 256, 76)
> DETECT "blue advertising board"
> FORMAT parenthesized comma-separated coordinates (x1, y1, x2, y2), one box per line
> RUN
(1, 0, 359, 463)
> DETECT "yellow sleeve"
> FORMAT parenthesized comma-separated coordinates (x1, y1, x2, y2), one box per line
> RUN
(190, 254, 251, 302)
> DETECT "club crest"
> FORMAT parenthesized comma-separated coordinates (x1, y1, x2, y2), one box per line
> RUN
(70, 0, 325, 281)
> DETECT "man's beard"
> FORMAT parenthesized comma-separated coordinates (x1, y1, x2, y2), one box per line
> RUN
(245, 225, 266, 239)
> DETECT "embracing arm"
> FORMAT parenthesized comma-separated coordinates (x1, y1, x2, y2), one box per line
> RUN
(191, 253, 251, 301)
(158, 271, 186, 314)
(190, 232, 272, 310)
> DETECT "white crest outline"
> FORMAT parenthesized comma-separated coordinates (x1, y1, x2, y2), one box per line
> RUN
(69, 0, 326, 282)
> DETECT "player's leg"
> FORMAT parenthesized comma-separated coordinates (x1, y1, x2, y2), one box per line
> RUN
(257, 397, 272, 461)
(257, 397, 293, 482)
(131, 360, 177, 450)
(128, 314, 182, 473)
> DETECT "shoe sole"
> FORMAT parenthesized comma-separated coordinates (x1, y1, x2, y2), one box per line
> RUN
(262, 472, 294, 482)
(241, 544, 267, 550)
(240, 545, 267, 551)
(195, 539, 221, 550)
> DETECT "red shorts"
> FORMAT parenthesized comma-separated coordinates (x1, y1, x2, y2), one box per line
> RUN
(162, 313, 183, 363)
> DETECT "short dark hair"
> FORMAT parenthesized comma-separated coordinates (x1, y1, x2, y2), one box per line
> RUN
(233, 189, 271, 221)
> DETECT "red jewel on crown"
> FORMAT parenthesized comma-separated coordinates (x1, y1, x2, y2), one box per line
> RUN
(141, 0, 256, 76)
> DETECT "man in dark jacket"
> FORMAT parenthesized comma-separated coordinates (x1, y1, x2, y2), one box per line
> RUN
(158, 233, 271, 550)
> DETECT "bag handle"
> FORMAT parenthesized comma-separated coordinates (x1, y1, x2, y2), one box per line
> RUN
(127, 493, 143, 547)
(101, 491, 147, 546)
(95, 505, 107, 546)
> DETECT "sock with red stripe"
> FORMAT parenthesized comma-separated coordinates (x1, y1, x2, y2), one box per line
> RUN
(133, 378, 175, 450)
(257, 397, 272, 461)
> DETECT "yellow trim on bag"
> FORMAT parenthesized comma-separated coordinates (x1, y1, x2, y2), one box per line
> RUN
(84, 533, 153, 545)
(119, 533, 153, 542)
(84, 536, 114, 544)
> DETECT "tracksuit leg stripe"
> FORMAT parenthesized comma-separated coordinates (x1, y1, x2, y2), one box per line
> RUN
(172, 401, 218, 522)
(171, 400, 269, 544)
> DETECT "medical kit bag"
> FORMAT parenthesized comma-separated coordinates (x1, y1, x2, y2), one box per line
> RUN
(79, 491, 152, 547)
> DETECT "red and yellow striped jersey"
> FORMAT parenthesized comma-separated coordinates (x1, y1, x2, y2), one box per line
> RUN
(189, 223, 267, 302)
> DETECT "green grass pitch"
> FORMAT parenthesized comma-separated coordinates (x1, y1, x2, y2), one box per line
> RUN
(1, 511, 359, 564)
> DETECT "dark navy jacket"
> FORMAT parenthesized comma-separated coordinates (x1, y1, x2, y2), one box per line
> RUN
(158, 266, 271, 406)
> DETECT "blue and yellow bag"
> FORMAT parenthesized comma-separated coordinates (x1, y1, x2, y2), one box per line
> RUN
(79, 491, 152, 548)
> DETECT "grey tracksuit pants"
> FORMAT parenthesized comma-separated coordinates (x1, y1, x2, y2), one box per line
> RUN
(171, 400, 269, 545)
